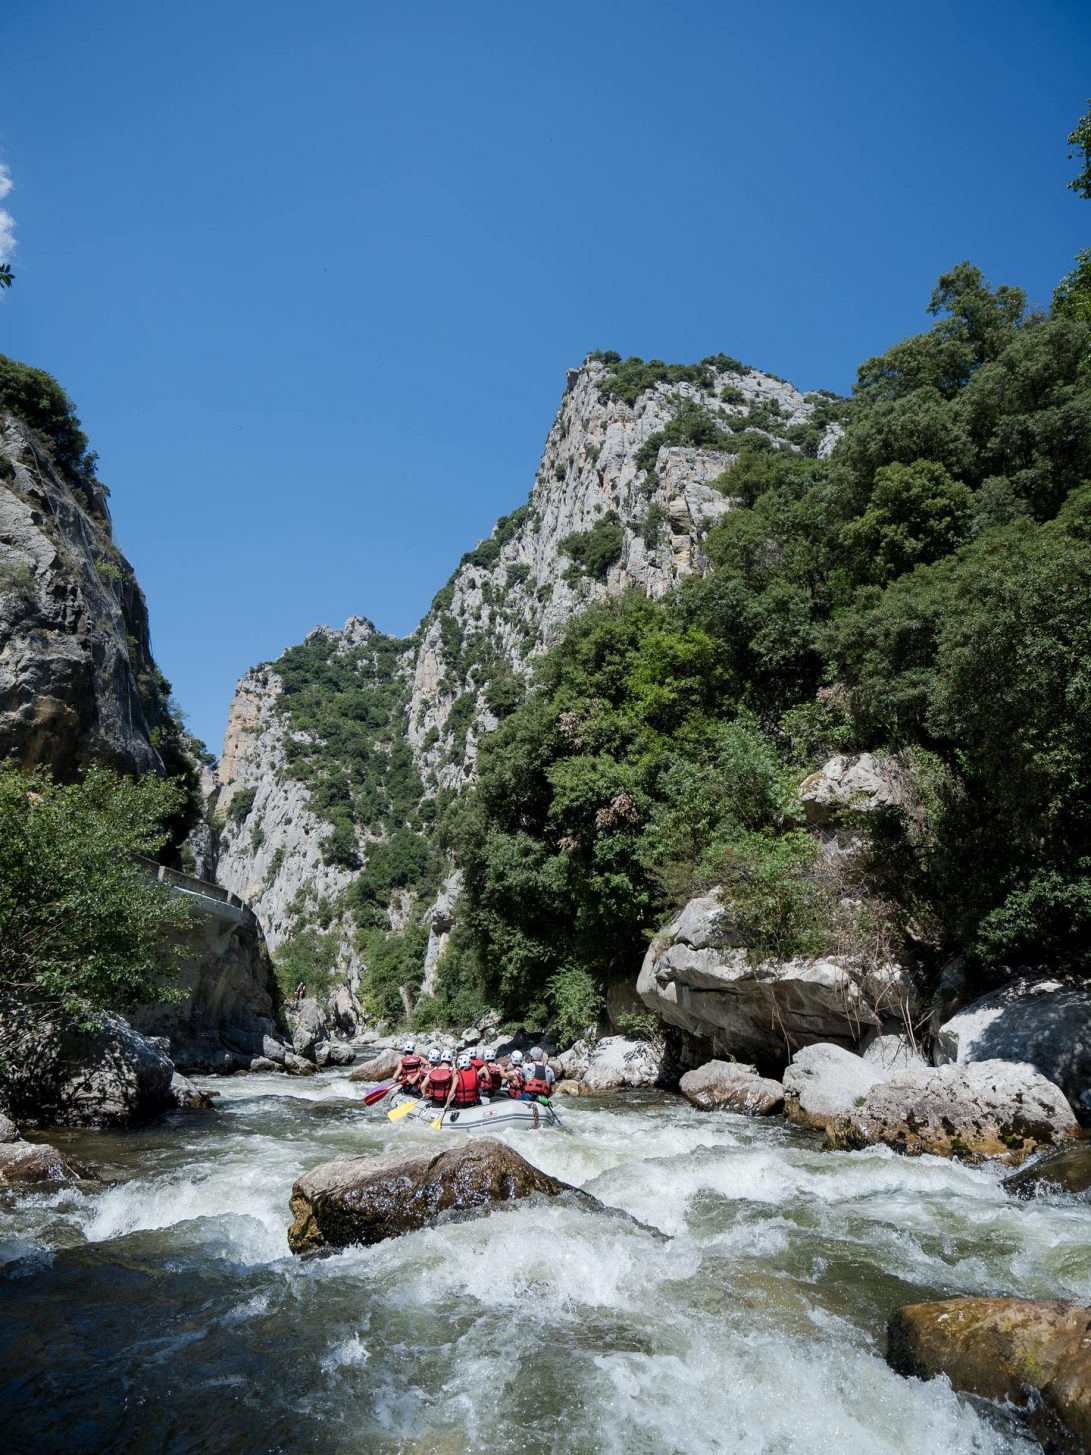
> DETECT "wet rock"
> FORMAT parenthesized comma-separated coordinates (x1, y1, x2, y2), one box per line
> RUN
(283, 1052, 317, 1077)
(0, 997, 176, 1127)
(934, 975, 1091, 1113)
(887, 1297, 1091, 1451)
(288, 1137, 588, 1253)
(316, 1041, 355, 1068)
(288, 998, 328, 1060)
(554, 1079, 581, 1096)
(826, 1059, 1079, 1164)
(248, 1056, 281, 1073)
(168, 1072, 213, 1109)
(637, 893, 914, 1065)
(679, 1060, 784, 1115)
(0, 1112, 19, 1142)
(582, 1035, 663, 1092)
(0, 1140, 97, 1185)
(348, 1048, 402, 1082)
(783, 1042, 886, 1131)
(1004, 1142, 1091, 1200)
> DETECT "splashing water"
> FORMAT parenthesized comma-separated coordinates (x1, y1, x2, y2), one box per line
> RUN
(2, 1071, 1080, 1453)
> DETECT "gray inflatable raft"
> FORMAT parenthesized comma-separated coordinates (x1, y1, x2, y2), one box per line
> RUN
(387, 1091, 565, 1131)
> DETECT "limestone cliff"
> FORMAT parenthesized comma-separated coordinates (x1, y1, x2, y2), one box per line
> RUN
(215, 353, 843, 995)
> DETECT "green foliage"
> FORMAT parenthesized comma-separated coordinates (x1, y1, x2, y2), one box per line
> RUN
(635, 400, 734, 475)
(559, 510, 624, 582)
(1053, 249, 1091, 323)
(272, 928, 339, 1002)
(357, 923, 428, 1021)
(227, 785, 257, 824)
(842, 460, 972, 583)
(0, 763, 190, 1017)
(1067, 98, 1091, 199)
(0, 354, 97, 478)
(546, 965, 604, 1043)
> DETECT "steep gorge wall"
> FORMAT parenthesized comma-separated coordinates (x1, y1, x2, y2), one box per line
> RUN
(214, 354, 840, 991)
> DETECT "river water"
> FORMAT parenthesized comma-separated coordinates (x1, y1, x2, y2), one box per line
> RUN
(2, 1071, 1088, 1454)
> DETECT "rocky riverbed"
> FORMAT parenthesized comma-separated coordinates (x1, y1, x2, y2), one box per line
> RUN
(3, 1069, 1089, 1452)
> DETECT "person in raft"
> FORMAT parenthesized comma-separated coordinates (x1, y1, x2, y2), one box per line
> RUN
(479, 1046, 505, 1099)
(518, 1048, 555, 1103)
(394, 1039, 425, 1093)
(420, 1048, 454, 1108)
(445, 1051, 482, 1111)
(502, 1049, 526, 1098)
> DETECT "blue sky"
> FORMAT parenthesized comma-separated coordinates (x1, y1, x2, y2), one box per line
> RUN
(1, 1, 1089, 751)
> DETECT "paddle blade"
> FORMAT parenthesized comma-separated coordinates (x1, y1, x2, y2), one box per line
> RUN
(387, 1099, 417, 1122)
(363, 1082, 394, 1107)
(430, 1116, 444, 1130)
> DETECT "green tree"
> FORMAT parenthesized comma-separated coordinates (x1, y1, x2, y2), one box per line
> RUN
(1067, 98, 1091, 199)
(0, 264, 13, 291)
(0, 763, 190, 1017)
(842, 460, 972, 583)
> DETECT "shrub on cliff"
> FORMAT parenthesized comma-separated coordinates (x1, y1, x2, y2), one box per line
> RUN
(0, 354, 97, 478)
(0, 763, 190, 1019)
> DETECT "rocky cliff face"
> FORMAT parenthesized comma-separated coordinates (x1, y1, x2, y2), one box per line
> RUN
(215, 354, 841, 989)
(0, 408, 171, 778)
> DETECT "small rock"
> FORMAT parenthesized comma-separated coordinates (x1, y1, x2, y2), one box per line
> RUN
(283, 1052, 317, 1077)
(680, 1060, 784, 1115)
(248, 1056, 281, 1073)
(1004, 1142, 1091, 1200)
(554, 1079, 581, 1096)
(0, 1112, 19, 1143)
(316, 1041, 355, 1067)
(288, 1137, 590, 1253)
(169, 1072, 213, 1109)
(887, 1297, 1091, 1451)
(783, 1043, 886, 1131)
(0, 1141, 98, 1185)
(827, 1059, 1079, 1164)
(348, 1047, 401, 1082)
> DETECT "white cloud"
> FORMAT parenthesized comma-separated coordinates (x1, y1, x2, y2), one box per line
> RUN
(0, 163, 15, 265)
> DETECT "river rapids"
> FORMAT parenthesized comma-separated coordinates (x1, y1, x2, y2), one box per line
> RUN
(3, 1072, 1089, 1453)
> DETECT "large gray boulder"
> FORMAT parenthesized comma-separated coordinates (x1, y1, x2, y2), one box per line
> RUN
(934, 975, 1091, 1113)
(287, 998, 328, 1060)
(288, 1138, 587, 1252)
(783, 1042, 887, 1130)
(637, 893, 914, 1065)
(887, 1298, 1091, 1451)
(827, 1059, 1079, 1165)
(0, 996, 177, 1128)
(348, 1047, 402, 1083)
(0, 1111, 19, 1142)
(0, 1140, 97, 1186)
(581, 1035, 663, 1092)
(316, 1041, 356, 1068)
(679, 1061, 784, 1115)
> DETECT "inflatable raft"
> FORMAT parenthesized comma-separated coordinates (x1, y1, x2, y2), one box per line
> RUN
(387, 1091, 565, 1131)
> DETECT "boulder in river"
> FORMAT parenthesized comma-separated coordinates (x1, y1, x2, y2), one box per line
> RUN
(168, 1072, 213, 1109)
(826, 1059, 1078, 1164)
(287, 997, 328, 1060)
(581, 1035, 663, 1091)
(0, 1140, 98, 1186)
(315, 1041, 355, 1068)
(679, 1060, 784, 1115)
(288, 1137, 588, 1253)
(637, 893, 914, 1066)
(348, 1047, 402, 1082)
(783, 1042, 887, 1131)
(887, 1297, 1091, 1451)
(1004, 1142, 1091, 1200)
(934, 974, 1091, 1114)
(283, 1052, 317, 1077)
(0, 996, 176, 1127)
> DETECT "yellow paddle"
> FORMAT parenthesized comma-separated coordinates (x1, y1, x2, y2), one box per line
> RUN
(430, 1108, 446, 1131)
(387, 1099, 418, 1123)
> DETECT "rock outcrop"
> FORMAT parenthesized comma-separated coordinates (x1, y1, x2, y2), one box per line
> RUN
(288, 1138, 586, 1252)
(782, 1042, 887, 1131)
(581, 1035, 663, 1091)
(826, 1059, 1079, 1164)
(679, 1060, 784, 1115)
(0, 996, 185, 1127)
(934, 975, 1091, 1114)
(637, 892, 913, 1069)
(887, 1298, 1091, 1451)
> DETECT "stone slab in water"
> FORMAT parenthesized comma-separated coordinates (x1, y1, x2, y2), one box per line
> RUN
(1005, 1142, 1091, 1200)
(0, 1140, 97, 1185)
(887, 1296, 1091, 1451)
(679, 1060, 784, 1115)
(288, 1136, 583, 1253)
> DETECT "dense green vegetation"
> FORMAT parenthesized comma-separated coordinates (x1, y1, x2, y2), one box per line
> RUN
(560, 511, 625, 582)
(436, 257, 1091, 1023)
(0, 764, 191, 1019)
(0, 354, 98, 481)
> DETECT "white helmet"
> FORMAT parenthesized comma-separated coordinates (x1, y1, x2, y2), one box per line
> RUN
(456, 1052, 472, 1070)
(529, 1047, 544, 1060)
(440, 1052, 453, 1065)
(483, 1046, 495, 1060)
(402, 1039, 416, 1053)
(510, 1050, 524, 1065)
(428, 1045, 442, 1063)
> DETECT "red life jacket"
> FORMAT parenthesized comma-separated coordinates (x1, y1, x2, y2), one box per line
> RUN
(470, 1056, 485, 1074)
(396, 1054, 423, 1084)
(453, 1067, 480, 1107)
(483, 1062, 504, 1094)
(524, 1062, 552, 1097)
(426, 1066, 453, 1106)
(506, 1070, 525, 1099)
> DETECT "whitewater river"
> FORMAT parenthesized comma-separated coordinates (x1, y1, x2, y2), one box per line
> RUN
(3, 1072, 1089, 1454)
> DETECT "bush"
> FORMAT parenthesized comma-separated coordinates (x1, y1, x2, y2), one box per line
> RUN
(272, 928, 339, 1002)
(560, 511, 624, 582)
(0, 354, 96, 477)
(0, 763, 190, 1017)
(227, 785, 257, 824)
(547, 964, 604, 1043)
